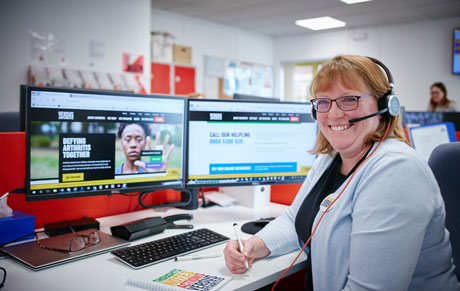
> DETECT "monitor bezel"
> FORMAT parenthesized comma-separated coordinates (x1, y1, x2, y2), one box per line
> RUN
(185, 98, 315, 189)
(24, 85, 188, 201)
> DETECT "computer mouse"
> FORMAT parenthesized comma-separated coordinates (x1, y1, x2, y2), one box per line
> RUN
(241, 217, 276, 234)
(254, 218, 275, 227)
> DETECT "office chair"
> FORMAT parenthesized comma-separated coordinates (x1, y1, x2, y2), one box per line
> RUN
(428, 142, 460, 280)
(0, 112, 20, 132)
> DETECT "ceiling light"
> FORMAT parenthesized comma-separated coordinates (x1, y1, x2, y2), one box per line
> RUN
(340, 0, 372, 4)
(295, 17, 346, 31)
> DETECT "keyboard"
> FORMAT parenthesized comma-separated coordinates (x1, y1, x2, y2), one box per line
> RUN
(111, 228, 230, 269)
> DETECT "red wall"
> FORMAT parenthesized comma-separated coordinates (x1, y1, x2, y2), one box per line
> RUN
(0, 132, 181, 228)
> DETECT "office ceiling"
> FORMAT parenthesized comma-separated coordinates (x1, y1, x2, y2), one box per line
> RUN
(151, 0, 460, 37)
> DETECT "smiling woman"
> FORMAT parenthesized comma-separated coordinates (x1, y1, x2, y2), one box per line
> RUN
(222, 55, 460, 291)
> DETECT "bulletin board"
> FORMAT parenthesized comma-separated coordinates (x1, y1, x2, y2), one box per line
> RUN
(204, 56, 274, 99)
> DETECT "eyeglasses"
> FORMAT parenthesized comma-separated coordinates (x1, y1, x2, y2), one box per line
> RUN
(312, 93, 373, 113)
(35, 226, 100, 253)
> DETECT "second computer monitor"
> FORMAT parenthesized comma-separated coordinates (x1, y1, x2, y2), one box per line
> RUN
(187, 99, 317, 187)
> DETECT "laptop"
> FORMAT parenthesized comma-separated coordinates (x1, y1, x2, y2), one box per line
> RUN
(1, 229, 130, 271)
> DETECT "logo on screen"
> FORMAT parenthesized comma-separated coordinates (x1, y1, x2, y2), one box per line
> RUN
(58, 111, 74, 120)
(210, 113, 222, 120)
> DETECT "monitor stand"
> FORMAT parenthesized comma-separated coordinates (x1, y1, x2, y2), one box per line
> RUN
(177, 188, 200, 210)
(219, 185, 271, 208)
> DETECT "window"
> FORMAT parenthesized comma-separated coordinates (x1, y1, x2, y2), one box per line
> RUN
(282, 61, 323, 102)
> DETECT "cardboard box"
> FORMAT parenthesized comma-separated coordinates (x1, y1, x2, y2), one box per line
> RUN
(173, 45, 192, 65)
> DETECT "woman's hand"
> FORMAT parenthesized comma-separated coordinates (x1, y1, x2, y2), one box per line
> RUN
(223, 236, 270, 274)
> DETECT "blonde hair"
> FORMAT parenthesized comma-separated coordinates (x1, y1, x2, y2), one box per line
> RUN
(310, 55, 408, 156)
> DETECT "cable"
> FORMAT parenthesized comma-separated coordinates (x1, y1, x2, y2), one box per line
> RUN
(271, 122, 391, 291)
(0, 188, 25, 200)
(0, 232, 36, 248)
(10, 188, 25, 194)
(137, 189, 193, 209)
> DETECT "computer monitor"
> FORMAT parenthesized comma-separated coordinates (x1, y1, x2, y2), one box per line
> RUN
(403, 111, 443, 127)
(24, 86, 187, 201)
(442, 112, 460, 131)
(187, 99, 316, 188)
(453, 27, 460, 75)
(403, 111, 460, 131)
(233, 93, 280, 102)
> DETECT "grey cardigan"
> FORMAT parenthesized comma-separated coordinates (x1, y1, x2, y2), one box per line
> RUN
(256, 138, 460, 290)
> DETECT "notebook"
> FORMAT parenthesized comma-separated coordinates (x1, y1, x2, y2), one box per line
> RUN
(1, 229, 130, 271)
(125, 268, 232, 291)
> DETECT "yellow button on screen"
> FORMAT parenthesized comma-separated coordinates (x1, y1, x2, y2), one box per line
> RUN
(62, 173, 84, 182)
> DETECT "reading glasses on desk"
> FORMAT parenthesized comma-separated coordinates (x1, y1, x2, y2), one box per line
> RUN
(35, 225, 100, 253)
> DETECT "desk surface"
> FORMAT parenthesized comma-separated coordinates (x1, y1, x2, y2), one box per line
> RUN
(1, 203, 307, 291)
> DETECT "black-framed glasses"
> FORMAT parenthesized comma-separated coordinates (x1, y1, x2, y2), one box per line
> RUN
(312, 93, 373, 113)
(35, 226, 100, 253)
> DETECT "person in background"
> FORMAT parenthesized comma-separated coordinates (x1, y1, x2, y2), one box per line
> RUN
(223, 55, 460, 290)
(428, 82, 457, 112)
(187, 92, 206, 99)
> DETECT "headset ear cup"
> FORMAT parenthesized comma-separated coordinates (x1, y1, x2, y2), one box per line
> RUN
(377, 92, 401, 120)
(378, 92, 391, 120)
(387, 95, 401, 117)
(311, 106, 317, 120)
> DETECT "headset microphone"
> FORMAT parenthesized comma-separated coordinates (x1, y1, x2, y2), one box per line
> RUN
(348, 94, 400, 124)
(348, 108, 387, 124)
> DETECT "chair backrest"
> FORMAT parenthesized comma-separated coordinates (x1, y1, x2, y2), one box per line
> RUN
(428, 142, 460, 280)
(0, 112, 20, 132)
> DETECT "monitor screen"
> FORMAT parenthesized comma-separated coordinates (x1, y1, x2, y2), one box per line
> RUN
(187, 99, 316, 187)
(233, 93, 280, 102)
(403, 111, 443, 127)
(453, 27, 460, 75)
(442, 112, 460, 131)
(25, 86, 186, 201)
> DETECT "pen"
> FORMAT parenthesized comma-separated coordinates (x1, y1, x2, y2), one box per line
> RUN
(233, 222, 249, 269)
(0, 192, 9, 200)
(174, 253, 221, 261)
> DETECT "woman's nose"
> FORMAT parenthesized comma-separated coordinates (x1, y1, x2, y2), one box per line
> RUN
(328, 101, 344, 118)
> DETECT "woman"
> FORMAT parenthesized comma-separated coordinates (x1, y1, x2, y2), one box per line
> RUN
(223, 55, 459, 290)
(428, 82, 457, 112)
(115, 123, 174, 174)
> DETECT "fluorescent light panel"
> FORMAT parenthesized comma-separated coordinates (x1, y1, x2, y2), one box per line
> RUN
(340, 0, 372, 4)
(295, 16, 346, 31)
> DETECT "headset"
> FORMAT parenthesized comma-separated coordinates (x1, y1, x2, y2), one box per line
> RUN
(310, 57, 401, 123)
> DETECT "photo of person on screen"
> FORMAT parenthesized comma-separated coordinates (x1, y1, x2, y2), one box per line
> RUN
(115, 123, 175, 174)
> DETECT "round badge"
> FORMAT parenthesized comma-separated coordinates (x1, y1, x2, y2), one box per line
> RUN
(319, 193, 339, 212)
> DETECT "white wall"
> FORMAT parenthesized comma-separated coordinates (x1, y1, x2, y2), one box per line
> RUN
(151, 8, 275, 97)
(275, 17, 460, 111)
(1, 2, 458, 113)
(0, 0, 151, 112)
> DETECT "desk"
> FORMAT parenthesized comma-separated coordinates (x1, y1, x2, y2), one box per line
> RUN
(1, 203, 307, 291)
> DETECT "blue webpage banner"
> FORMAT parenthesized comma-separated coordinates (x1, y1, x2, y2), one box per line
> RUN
(209, 162, 297, 174)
